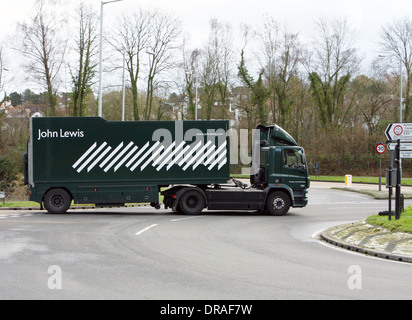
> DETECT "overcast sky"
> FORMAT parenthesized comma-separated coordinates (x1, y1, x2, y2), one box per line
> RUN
(1, 0, 411, 92)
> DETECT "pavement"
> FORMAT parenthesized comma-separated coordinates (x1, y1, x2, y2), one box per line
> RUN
(313, 181, 412, 263)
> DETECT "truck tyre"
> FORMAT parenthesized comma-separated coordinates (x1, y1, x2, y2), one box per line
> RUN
(44, 188, 71, 214)
(266, 191, 290, 216)
(179, 190, 205, 215)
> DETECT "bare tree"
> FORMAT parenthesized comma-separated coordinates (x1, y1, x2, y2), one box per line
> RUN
(214, 20, 234, 120)
(109, 8, 151, 120)
(182, 44, 202, 120)
(256, 16, 303, 128)
(69, 2, 98, 117)
(306, 17, 360, 128)
(255, 16, 280, 124)
(144, 10, 182, 120)
(16, 0, 67, 116)
(201, 32, 219, 120)
(200, 19, 233, 120)
(380, 17, 412, 121)
(0, 46, 7, 104)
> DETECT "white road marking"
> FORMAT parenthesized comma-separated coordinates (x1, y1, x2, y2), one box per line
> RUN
(171, 216, 204, 222)
(135, 224, 158, 236)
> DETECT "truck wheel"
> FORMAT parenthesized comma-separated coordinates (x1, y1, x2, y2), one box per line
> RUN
(179, 190, 205, 215)
(44, 188, 71, 214)
(266, 191, 290, 216)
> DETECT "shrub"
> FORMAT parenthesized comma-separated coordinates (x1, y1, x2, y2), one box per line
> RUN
(0, 156, 18, 194)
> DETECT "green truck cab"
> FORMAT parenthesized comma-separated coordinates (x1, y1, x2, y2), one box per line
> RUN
(25, 117, 309, 215)
(250, 124, 310, 214)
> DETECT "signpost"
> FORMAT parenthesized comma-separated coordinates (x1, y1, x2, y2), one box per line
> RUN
(376, 143, 386, 191)
(382, 123, 412, 220)
(385, 123, 412, 220)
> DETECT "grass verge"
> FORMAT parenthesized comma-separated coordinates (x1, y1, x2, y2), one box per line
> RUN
(366, 206, 412, 234)
(311, 175, 412, 186)
(0, 201, 40, 208)
(232, 174, 412, 186)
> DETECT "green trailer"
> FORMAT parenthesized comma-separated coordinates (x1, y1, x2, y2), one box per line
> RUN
(25, 117, 309, 215)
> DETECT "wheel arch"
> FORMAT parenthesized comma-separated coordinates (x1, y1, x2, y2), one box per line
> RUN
(265, 184, 293, 205)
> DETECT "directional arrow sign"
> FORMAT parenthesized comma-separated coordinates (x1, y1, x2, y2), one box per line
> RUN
(387, 142, 412, 151)
(385, 123, 412, 141)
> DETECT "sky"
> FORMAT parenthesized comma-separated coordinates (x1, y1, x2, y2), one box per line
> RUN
(1, 0, 411, 93)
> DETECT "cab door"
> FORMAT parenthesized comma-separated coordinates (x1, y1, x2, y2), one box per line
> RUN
(280, 147, 308, 190)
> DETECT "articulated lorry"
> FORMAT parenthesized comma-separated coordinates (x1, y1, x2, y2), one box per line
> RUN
(25, 117, 309, 215)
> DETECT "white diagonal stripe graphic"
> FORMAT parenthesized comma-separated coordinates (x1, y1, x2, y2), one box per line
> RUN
(87, 146, 112, 172)
(99, 142, 124, 168)
(157, 141, 186, 171)
(114, 145, 138, 172)
(104, 141, 134, 172)
(193, 144, 215, 170)
(130, 141, 161, 171)
(204, 141, 227, 166)
(77, 142, 108, 173)
(126, 142, 149, 168)
(141, 145, 164, 171)
(182, 141, 212, 171)
(166, 144, 191, 171)
(208, 149, 227, 170)
(218, 157, 227, 170)
(178, 141, 202, 167)
(72, 142, 97, 169)
(152, 142, 176, 166)
(74, 139, 228, 173)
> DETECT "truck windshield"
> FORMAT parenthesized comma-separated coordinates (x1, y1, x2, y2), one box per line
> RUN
(283, 148, 306, 170)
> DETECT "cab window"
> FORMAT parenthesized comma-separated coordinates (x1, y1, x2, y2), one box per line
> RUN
(283, 149, 306, 170)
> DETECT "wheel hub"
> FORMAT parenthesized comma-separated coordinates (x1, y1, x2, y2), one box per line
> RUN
(50, 195, 63, 208)
(273, 198, 285, 210)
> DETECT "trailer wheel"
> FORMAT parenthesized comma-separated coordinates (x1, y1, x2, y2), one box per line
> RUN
(266, 191, 290, 216)
(44, 188, 71, 214)
(179, 190, 205, 215)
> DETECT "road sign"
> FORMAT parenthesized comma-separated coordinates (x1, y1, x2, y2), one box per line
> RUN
(385, 123, 412, 141)
(376, 143, 386, 154)
(401, 151, 412, 159)
(387, 142, 412, 151)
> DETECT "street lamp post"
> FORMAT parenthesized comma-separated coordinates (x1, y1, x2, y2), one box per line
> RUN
(98, 0, 123, 118)
(400, 58, 403, 122)
(378, 54, 403, 122)
(122, 47, 126, 121)
(185, 71, 198, 120)
(195, 83, 198, 120)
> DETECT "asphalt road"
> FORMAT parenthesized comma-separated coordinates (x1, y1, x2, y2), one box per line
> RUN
(1, 184, 412, 300)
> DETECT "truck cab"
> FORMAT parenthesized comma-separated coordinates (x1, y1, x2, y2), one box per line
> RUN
(164, 124, 310, 216)
(250, 124, 310, 214)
